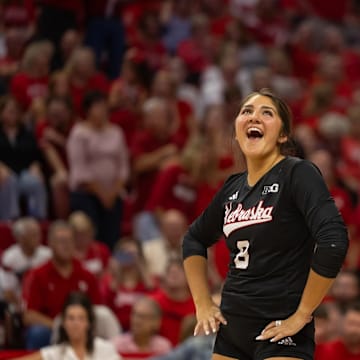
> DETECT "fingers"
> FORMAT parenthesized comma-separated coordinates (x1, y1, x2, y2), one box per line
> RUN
(194, 311, 227, 336)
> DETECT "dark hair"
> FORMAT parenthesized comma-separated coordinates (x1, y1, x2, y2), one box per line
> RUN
(82, 90, 107, 115)
(58, 291, 95, 353)
(239, 88, 295, 155)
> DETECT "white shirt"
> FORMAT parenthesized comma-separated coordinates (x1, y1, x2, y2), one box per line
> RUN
(41, 337, 122, 360)
(0, 267, 19, 300)
(2, 244, 52, 274)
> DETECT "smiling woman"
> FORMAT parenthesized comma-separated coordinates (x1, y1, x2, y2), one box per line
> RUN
(182, 88, 349, 360)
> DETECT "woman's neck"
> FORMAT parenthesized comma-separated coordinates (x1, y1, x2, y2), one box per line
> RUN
(71, 338, 87, 360)
(246, 153, 285, 187)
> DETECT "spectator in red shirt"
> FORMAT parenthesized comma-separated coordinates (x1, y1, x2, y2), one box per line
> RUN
(64, 47, 109, 116)
(22, 220, 101, 350)
(132, 10, 167, 72)
(101, 237, 157, 331)
(151, 69, 195, 149)
(36, 96, 73, 219)
(109, 54, 147, 146)
(150, 257, 195, 346)
(68, 211, 110, 278)
(315, 301, 360, 360)
(10, 40, 52, 111)
(0, 28, 27, 96)
(177, 14, 215, 84)
(131, 97, 179, 242)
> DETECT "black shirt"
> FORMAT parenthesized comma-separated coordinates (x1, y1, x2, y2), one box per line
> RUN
(182, 157, 348, 319)
(0, 125, 42, 174)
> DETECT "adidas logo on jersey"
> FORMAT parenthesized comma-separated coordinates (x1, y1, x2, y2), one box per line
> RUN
(228, 191, 239, 200)
(262, 183, 279, 195)
(277, 337, 296, 346)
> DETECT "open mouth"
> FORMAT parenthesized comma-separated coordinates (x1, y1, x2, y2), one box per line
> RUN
(247, 127, 264, 139)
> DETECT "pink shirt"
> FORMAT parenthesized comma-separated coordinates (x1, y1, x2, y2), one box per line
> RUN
(112, 333, 172, 356)
(67, 123, 129, 191)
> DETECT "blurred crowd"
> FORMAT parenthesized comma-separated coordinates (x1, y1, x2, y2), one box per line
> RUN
(0, 0, 360, 358)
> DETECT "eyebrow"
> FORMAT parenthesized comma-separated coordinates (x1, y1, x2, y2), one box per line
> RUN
(242, 104, 277, 113)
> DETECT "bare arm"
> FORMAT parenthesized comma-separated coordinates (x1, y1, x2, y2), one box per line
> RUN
(42, 144, 67, 173)
(184, 255, 227, 336)
(13, 351, 42, 360)
(11, 352, 42, 360)
(133, 144, 177, 174)
(23, 309, 53, 328)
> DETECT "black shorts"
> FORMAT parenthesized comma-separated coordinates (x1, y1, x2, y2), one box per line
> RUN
(213, 312, 315, 360)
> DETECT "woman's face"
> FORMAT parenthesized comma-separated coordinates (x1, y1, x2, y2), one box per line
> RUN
(235, 94, 286, 160)
(88, 100, 108, 126)
(63, 304, 89, 341)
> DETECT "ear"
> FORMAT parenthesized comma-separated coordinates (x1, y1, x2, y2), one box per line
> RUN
(278, 134, 288, 144)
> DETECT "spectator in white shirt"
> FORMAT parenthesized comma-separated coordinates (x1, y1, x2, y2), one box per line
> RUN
(2, 217, 52, 277)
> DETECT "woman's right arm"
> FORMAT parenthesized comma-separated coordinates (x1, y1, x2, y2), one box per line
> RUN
(184, 255, 227, 336)
(182, 177, 235, 335)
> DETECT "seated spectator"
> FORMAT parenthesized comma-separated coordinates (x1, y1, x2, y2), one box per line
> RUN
(314, 303, 341, 345)
(149, 290, 222, 360)
(36, 95, 73, 219)
(315, 301, 360, 360)
(64, 47, 109, 116)
(13, 291, 121, 360)
(101, 237, 157, 331)
(10, 40, 52, 111)
(112, 296, 172, 356)
(22, 220, 101, 350)
(143, 210, 187, 278)
(67, 91, 129, 249)
(329, 269, 360, 313)
(0, 96, 47, 220)
(150, 257, 195, 346)
(68, 211, 110, 278)
(2, 217, 51, 278)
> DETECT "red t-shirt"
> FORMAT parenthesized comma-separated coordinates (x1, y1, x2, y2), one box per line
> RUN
(150, 289, 195, 346)
(110, 108, 140, 147)
(79, 241, 111, 276)
(22, 259, 101, 318)
(315, 340, 360, 360)
(130, 131, 175, 212)
(101, 274, 156, 331)
(10, 72, 49, 110)
(70, 73, 109, 116)
(2, 0, 35, 27)
(144, 163, 197, 222)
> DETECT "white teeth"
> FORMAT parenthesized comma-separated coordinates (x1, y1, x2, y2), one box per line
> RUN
(247, 127, 263, 136)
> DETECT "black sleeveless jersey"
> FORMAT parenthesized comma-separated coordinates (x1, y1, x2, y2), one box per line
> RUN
(182, 157, 348, 319)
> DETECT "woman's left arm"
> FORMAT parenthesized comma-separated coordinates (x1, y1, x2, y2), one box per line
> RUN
(258, 160, 349, 342)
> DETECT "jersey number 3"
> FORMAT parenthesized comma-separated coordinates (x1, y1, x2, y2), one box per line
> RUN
(234, 240, 250, 269)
